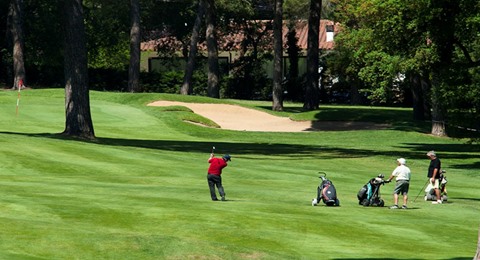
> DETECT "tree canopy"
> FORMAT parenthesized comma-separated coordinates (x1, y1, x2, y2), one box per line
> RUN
(328, 0, 480, 135)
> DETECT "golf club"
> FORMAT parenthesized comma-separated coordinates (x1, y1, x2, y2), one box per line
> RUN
(414, 178, 430, 202)
(211, 146, 215, 154)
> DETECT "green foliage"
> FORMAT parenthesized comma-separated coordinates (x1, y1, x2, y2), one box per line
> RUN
(141, 71, 183, 94)
(23, 0, 64, 69)
(284, 0, 336, 20)
(217, 0, 255, 20)
(329, 0, 480, 115)
(0, 48, 12, 85)
(87, 41, 130, 70)
(358, 51, 402, 104)
(84, 0, 131, 70)
(224, 58, 272, 100)
(140, 70, 209, 96)
(141, 0, 197, 48)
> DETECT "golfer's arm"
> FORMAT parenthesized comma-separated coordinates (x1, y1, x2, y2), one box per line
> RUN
(431, 168, 438, 179)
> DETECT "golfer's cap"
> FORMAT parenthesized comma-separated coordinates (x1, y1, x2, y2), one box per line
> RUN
(222, 154, 231, 161)
(426, 150, 436, 157)
(397, 158, 406, 165)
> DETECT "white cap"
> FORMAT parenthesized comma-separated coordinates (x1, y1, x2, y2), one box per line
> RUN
(397, 158, 406, 165)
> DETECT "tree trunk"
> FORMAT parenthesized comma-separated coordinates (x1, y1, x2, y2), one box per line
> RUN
(303, 0, 321, 110)
(430, 72, 447, 137)
(427, 0, 457, 137)
(181, 0, 205, 95)
(272, 0, 283, 111)
(9, 0, 26, 89)
(409, 74, 430, 121)
(205, 0, 219, 98)
(128, 0, 141, 93)
(62, 0, 95, 139)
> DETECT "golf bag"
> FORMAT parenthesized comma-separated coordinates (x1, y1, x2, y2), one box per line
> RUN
(357, 174, 386, 207)
(312, 172, 340, 206)
(425, 170, 448, 201)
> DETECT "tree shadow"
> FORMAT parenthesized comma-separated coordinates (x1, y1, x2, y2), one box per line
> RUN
(1, 131, 479, 171)
(396, 143, 480, 170)
(333, 258, 471, 260)
(0, 131, 374, 159)
(454, 197, 480, 202)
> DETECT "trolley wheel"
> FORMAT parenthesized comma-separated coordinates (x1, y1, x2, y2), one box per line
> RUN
(378, 199, 384, 207)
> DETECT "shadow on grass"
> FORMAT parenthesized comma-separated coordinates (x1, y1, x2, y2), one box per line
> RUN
(454, 197, 480, 202)
(0, 131, 374, 159)
(260, 105, 480, 139)
(1, 131, 479, 170)
(397, 143, 480, 170)
(333, 258, 471, 260)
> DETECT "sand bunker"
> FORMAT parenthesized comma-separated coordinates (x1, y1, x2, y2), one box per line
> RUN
(148, 101, 390, 132)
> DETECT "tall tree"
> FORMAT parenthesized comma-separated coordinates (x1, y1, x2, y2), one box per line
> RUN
(272, 0, 283, 111)
(205, 0, 220, 98)
(426, 0, 458, 137)
(128, 0, 141, 92)
(62, 0, 95, 139)
(181, 0, 205, 95)
(8, 0, 26, 89)
(303, 0, 321, 110)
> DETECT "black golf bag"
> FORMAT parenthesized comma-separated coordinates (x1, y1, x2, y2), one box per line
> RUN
(312, 172, 340, 206)
(357, 174, 386, 207)
(425, 170, 448, 201)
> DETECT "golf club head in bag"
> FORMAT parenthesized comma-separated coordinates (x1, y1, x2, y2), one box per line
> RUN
(318, 171, 327, 182)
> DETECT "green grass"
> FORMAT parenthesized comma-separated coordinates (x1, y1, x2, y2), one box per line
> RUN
(0, 88, 478, 259)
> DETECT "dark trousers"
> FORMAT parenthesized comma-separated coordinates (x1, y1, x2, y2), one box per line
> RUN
(207, 174, 225, 200)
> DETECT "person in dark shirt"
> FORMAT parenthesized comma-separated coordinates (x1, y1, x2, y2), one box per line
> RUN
(207, 153, 231, 201)
(427, 150, 442, 204)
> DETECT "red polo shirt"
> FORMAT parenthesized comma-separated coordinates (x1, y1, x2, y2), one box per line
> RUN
(208, 157, 227, 176)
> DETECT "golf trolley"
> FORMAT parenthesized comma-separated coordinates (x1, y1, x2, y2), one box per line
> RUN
(425, 170, 448, 201)
(312, 172, 340, 206)
(357, 174, 387, 207)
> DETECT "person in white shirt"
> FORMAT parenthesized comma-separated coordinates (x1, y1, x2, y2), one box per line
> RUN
(387, 158, 411, 209)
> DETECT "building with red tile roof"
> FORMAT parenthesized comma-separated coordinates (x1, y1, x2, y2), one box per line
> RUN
(141, 19, 339, 53)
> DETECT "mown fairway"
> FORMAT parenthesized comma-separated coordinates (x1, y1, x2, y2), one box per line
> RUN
(0, 89, 478, 259)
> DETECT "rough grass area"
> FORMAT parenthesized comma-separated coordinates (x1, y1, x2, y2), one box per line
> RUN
(0, 89, 478, 259)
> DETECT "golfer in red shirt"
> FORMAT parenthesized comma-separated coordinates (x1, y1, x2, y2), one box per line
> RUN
(207, 153, 231, 201)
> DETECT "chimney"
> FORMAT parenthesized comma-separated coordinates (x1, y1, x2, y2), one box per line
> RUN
(326, 24, 334, 42)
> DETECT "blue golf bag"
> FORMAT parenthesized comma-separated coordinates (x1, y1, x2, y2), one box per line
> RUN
(357, 174, 386, 207)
